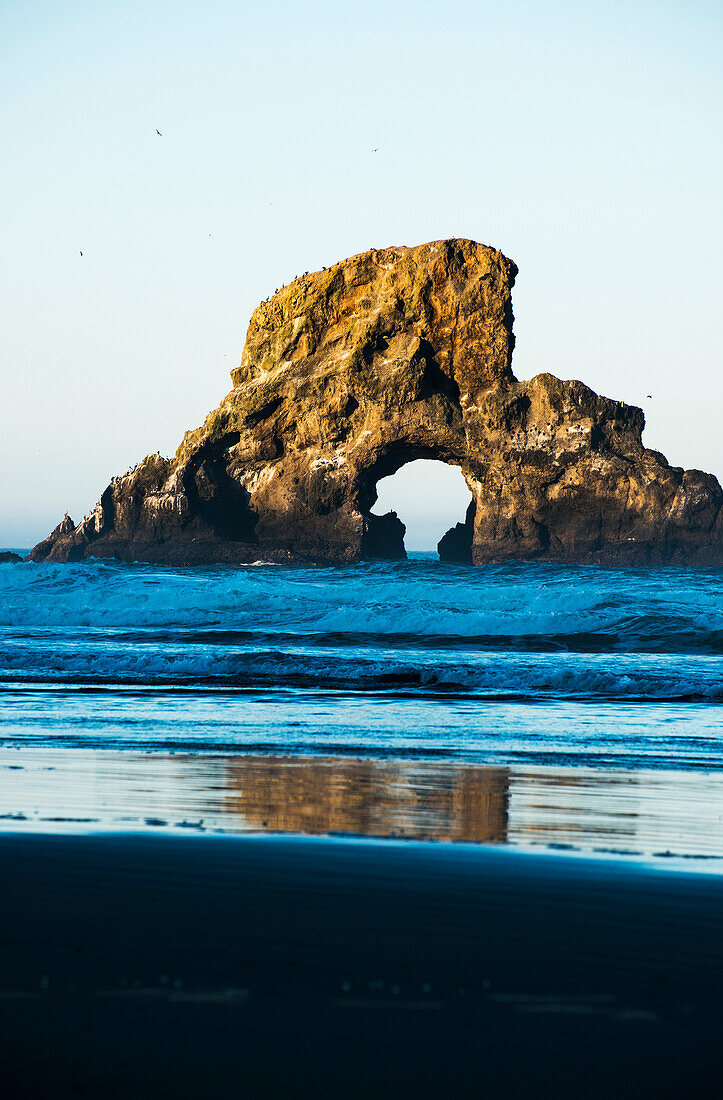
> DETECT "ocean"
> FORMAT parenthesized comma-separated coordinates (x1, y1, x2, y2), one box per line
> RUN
(1, 553, 722, 859)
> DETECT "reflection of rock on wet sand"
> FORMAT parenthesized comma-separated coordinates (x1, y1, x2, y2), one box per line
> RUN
(222, 757, 509, 843)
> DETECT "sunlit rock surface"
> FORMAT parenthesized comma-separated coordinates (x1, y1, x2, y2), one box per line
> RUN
(31, 239, 723, 565)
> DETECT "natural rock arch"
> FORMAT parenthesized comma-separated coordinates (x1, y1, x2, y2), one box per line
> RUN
(371, 459, 473, 557)
(358, 446, 477, 562)
(32, 239, 723, 566)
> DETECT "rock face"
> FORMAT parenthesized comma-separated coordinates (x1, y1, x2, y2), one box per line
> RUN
(31, 239, 723, 566)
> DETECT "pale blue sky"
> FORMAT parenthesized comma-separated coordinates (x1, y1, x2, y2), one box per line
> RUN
(2, 0, 721, 548)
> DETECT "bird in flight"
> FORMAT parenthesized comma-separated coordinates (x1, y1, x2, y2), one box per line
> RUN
(646, 394, 652, 398)
(79, 251, 83, 257)
(372, 147, 378, 152)
(156, 129, 163, 137)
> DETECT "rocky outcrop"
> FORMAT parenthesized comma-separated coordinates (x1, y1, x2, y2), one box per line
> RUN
(31, 239, 723, 566)
(0, 551, 23, 564)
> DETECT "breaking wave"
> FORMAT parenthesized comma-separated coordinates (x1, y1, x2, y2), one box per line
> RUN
(1, 557, 721, 702)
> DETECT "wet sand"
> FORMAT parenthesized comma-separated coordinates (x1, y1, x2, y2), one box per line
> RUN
(2, 831, 722, 1098)
(3, 748, 723, 859)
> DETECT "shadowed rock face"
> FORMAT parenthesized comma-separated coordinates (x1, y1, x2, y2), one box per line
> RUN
(31, 238, 723, 565)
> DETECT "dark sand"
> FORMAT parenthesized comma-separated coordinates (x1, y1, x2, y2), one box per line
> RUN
(2, 832, 722, 1098)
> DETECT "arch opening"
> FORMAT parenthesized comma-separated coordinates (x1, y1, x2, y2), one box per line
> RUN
(369, 459, 474, 562)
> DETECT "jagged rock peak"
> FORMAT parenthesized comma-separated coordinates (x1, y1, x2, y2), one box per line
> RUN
(31, 239, 723, 566)
(234, 239, 517, 392)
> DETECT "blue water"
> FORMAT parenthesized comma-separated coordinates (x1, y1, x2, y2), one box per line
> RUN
(0, 555, 721, 768)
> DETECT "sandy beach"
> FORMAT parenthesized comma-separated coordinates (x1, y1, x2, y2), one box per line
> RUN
(2, 831, 722, 1097)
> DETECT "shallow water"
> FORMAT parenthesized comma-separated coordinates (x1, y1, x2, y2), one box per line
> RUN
(1, 553, 721, 858)
(2, 749, 723, 861)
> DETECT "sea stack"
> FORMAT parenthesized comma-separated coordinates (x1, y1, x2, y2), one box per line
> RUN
(31, 239, 723, 565)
